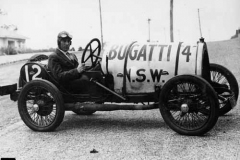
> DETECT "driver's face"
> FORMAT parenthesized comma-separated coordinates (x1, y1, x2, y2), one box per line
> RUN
(59, 38, 71, 52)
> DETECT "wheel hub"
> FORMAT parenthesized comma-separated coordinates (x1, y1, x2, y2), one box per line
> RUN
(37, 99, 45, 106)
(33, 104, 39, 112)
(181, 103, 189, 113)
(34, 98, 54, 116)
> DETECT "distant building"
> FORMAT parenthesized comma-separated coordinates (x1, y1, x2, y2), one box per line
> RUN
(0, 28, 28, 54)
(231, 28, 240, 39)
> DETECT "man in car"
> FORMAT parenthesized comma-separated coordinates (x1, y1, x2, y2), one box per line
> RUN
(48, 31, 87, 92)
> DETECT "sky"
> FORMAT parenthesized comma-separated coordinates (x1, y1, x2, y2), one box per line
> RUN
(0, 0, 239, 49)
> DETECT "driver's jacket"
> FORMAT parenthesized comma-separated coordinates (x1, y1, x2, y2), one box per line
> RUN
(48, 49, 80, 84)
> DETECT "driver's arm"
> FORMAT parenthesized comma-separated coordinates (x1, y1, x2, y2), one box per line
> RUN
(77, 63, 86, 73)
(48, 54, 82, 83)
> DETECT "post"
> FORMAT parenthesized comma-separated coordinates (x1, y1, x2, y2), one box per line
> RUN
(98, 0, 104, 49)
(148, 18, 151, 42)
(170, 0, 174, 42)
(198, 8, 202, 38)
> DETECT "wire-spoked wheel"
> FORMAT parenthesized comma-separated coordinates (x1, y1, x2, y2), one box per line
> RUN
(210, 63, 239, 115)
(18, 79, 65, 131)
(159, 75, 219, 136)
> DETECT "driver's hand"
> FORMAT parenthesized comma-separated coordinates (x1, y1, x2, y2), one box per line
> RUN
(77, 63, 87, 73)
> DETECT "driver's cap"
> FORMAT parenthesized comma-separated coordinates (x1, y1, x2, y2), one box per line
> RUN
(57, 31, 72, 39)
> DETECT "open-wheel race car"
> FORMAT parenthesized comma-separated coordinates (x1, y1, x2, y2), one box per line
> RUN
(0, 38, 238, 136)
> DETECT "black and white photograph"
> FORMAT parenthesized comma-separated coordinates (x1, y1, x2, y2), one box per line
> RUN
(0, 0, 240, 159)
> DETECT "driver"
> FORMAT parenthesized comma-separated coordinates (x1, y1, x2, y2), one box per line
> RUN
(48, 31, 87, 91)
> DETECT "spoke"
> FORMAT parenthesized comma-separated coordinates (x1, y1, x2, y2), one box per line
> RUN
(187, 113, 193, 128)
(189, 83, 196, 92)
(211, 71, 217, 82)
(92, 46, 100, 53)
(194, 112, 206, 124)
(186, 83, 191, 92)
(85, 55, 91, 62)
(183, 83, 188, 92)
(87, 45, 94, 63)
(214, 71, 220, 82)
(179, 116, 185, 127)
(216, 73, 226, 84)
(178, 83, 185, 92)
(35, 114, 39, 124)
(45, 114, 51, 125)
(28, 109, 36, 116)
(90, 54, 94, 63)
(39, 116, 43, 126)
(191, 113, 198, 128)
(211, 71, 230, 90)
(47, 114, 55, 124)
(92, 54, 100, 58)
(221, 78, 228, 85)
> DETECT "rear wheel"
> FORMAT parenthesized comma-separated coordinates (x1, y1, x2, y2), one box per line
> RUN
(210, 63, 239, 115)
(159, 75, 219, 136)
(18, 79, 65, 131)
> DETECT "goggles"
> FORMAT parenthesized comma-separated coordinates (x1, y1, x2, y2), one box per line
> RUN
(58, 31, 72, 39)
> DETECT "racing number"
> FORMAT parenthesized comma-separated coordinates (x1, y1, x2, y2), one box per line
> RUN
(182, 46, 191, 62)
(24, 64, 42, 82)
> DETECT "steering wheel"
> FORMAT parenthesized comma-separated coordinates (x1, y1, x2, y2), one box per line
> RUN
(81, 38, 102, 70)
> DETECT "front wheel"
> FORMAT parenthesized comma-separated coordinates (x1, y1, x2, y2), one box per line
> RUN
(18, 79, 65, 131)
(159, 75, 219, 136)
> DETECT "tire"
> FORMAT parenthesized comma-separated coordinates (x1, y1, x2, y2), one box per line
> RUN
(159, 75, 219, 136)
(210, 63, 239, 115)
(18, 79, 65, 131)
(28, 54, 49, 62)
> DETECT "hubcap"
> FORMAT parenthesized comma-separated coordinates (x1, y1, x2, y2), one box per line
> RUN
(33, 104, 39, 112)
(181, 103, 189, 113)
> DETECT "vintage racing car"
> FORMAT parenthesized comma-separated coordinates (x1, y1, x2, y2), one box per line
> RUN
(0, 38, 238, 136)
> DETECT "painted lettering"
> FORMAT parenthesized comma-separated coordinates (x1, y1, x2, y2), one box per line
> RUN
(137, 45, 147, 61)
(126, 68, 169, 83)
(150, 69, 163, 82)
(182, 46, 191, 62)
(167, 45, 172, 61)
(117, 45, 128, 60)
(108, 44, 173, 62)
(129, 44, 139, 60)
(136, 69, 146, 82)
(108, 45, 118, 60)
(148, 45, 157, 61)
(158, 45, 168, 61)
